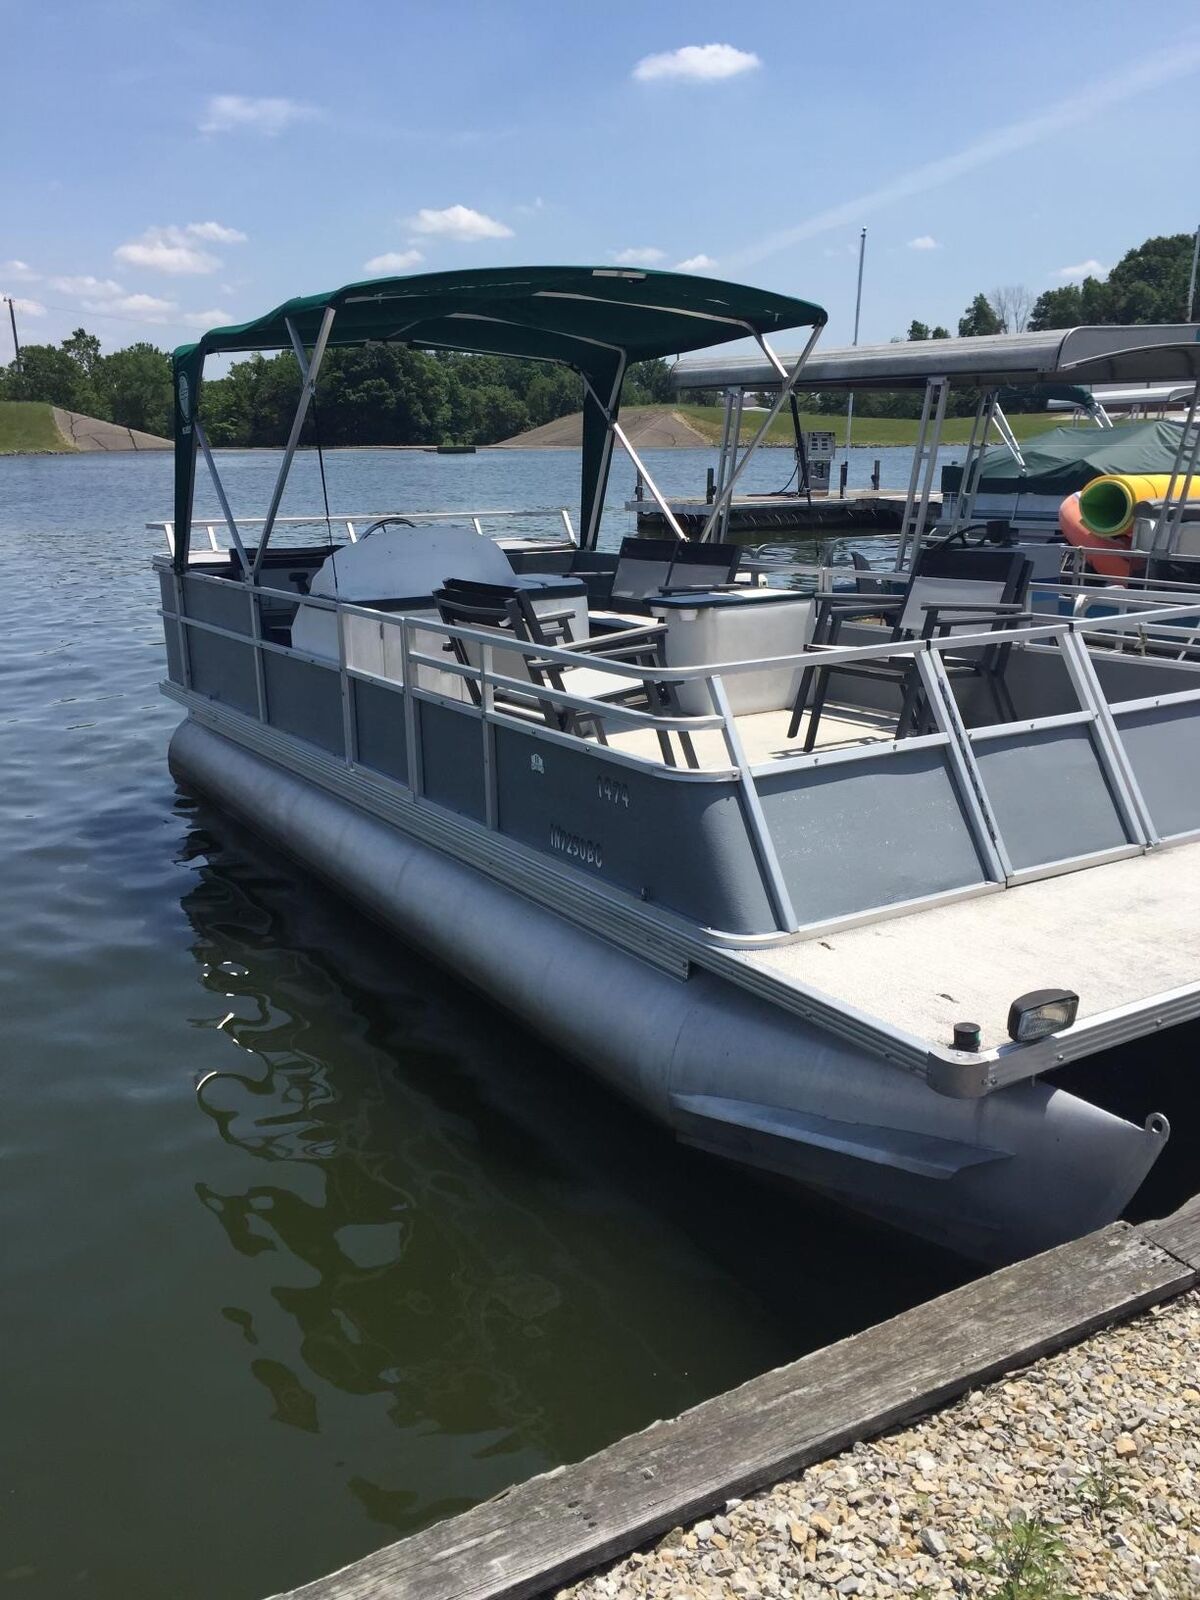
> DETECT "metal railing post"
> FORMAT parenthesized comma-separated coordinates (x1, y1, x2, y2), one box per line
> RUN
(480, 640, 498, 829)
(707, 672, 798, 933)
(399, 618, 422, 798)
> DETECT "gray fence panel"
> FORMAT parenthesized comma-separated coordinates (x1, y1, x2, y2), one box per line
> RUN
(973, 725, 1127, 871)
(418, 700, 487, 821)
(756, 747, 986, 924)
(187, 631, 259, 716)
(1113, 703, 1200, 839)
(352, 679, 409, 786)
(262, 652, 344, 754)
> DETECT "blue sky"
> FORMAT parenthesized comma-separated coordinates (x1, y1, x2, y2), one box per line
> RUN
(4, 0, 1200, 359)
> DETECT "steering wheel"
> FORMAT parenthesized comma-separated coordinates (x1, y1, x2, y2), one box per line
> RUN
(927, 521, 996, 554)
(359, 516, 416, 540)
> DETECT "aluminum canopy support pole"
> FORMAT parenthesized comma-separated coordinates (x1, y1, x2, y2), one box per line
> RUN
(583, 359, 625, 551)
(698, 326, 823, 545)
(193, 417, 251, 574)
(945, 389, 999, 539)
(895, 377, 949, 571)
(1154, 387, 1200, 558)
(991, 402, 1026, 469)
(252, 306, 337, 580)
(579, 371, 691, 542)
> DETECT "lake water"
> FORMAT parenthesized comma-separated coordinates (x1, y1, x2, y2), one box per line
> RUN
(0, 446, 974, 1600)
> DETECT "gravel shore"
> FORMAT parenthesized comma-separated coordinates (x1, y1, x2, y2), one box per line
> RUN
(556, 1291, 1200, 1600)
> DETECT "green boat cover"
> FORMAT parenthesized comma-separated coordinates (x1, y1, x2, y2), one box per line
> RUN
(172, 266, 826, 563)
(941, 419, 1187, 497)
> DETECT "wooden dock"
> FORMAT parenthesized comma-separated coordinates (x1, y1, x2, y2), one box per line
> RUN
(626, 489, 928, 536)
(268, 1196, 1200, 1600)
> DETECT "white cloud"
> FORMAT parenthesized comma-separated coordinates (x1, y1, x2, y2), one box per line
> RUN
(114, 222, 247, 275)
(200, 94, 318, 136)
(2, 259, 39, 282)
(185, 221, 248, 244)
(1056, 258, 1107, 280)
(907, 235, 940, 250)
(51, 274, 125, 298)
(363, 249, 424, 274)
(611, 246, 666, 266)
(182, 307, 233, 327)
(675, 253, 717, 272)
(724, 40, 1200, 271)
(633, 43, 761, 83)
(85, 292, 177, 322)
(406, 205, 513, 242)
(2, 293, 45, 316)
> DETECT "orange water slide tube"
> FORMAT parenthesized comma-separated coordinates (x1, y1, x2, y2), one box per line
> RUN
(1058, 491, 1137, 579)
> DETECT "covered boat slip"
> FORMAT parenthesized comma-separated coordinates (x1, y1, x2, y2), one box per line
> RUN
(157, 538, 1200, 1089)
(671, 323, 1200, 561)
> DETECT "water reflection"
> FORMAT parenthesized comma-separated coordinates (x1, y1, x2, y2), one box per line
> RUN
(177, 800, 807, 1532)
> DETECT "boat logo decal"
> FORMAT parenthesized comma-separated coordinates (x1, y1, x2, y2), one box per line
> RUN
(530, 752, 544, 774)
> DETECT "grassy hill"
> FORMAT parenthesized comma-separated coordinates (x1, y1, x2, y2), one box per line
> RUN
(672, 403, 1061, 449)
(0, 401, 73, 454)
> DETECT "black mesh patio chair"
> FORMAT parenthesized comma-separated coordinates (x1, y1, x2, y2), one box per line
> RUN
(787, 546, 1033, 750)
(608, 537, 679, 610)
(661, 541, 741, 594)
(434, 579, 694, 767)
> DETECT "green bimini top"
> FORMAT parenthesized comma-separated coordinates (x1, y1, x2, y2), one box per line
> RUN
(171, 265, 825, 560)
(941, 419, 1189, 498)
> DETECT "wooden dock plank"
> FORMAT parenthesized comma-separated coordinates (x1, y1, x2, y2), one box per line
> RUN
(1141, 1194, 1200, 1271)
(269, 1220, 1194, 1600)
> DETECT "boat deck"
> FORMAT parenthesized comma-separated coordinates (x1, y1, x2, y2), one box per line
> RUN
(609, 703, 895, 766)
(733, 840, 1200, 1055)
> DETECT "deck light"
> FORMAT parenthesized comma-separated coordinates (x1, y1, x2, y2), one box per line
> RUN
(952, 1021, 981, 1052)
(1006, 988, 1079, 1044)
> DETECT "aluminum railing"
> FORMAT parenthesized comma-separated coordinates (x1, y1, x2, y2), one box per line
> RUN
(160, 569, 1200, 937)
(148, 507, 579, 558)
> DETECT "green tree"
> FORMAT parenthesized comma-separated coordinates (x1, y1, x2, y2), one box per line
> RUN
(96, 343, 172, 435)
(1106, 232, 1194, 321)
(0, 342, 91, 408)
(957, 293, 1003, 337)
(931, 325, 950, 339)
(907, 320, 931, 341)
(62, 327, 103, 379)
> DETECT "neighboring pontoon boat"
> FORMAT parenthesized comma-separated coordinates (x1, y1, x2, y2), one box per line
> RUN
(155, 271, 1200, 1264)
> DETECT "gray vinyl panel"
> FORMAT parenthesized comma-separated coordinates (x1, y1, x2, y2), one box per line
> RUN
(973, 726, 1128, 871)
(262, 652, 344, 754)
(352, 679, 409, 785)
(492, 725, 776, 933)
(187, 630, 259, 716)
(182, 574, 254, 635)
(418, 700, 487, 821)
(756, 748, 986, 923)
(1113, 702, 1200, 839)
(1090, 651, 1200, 704)
(163, 623, 185, 686)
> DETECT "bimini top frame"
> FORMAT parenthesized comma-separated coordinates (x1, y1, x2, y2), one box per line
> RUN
(170, 265, 827, 573)
(673, 324, 1200, 570)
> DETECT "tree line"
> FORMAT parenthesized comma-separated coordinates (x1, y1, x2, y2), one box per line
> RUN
(1, 231, 1192, 441)
(799, 232, 1196, 420)
(0, 326, 670, 447)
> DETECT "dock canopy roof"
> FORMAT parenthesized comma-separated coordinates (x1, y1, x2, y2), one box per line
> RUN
(172, 266, 826, 562)
(672, 325, 1200, 392)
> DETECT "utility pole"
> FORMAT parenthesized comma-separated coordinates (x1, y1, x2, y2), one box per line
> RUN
(845, 228, 867, 450)
(3, 294, 18, 368)
(1188, 222, 1200, 323)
